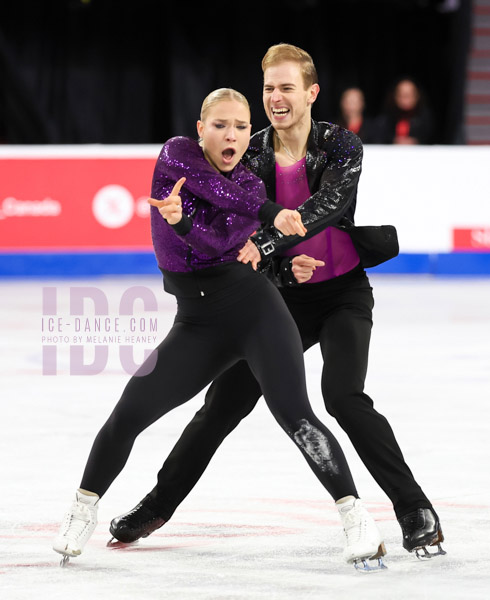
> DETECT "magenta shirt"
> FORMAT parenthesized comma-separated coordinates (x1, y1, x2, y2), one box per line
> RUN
(276, 159, 360, 283)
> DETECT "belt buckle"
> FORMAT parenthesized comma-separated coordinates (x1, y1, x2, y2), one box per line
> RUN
(261, 241, 275, 256)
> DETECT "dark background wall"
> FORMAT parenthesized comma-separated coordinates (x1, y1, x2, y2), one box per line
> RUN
(0, 0, 472, 145)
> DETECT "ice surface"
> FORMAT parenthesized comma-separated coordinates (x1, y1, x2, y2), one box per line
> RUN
(1, 274, 489, 599)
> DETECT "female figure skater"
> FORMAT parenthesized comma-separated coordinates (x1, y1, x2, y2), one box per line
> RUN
(53, 88, 385, 570)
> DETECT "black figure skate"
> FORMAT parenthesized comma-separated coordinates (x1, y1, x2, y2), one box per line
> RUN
(108, 495, 165, 544)
(398, 507, 446, 559)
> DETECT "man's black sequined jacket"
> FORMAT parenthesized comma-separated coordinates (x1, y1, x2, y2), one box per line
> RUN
(242, 119, 365, 286)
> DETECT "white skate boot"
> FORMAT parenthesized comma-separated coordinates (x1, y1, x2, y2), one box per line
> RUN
(53, 490, 99, 566)
(337, 498, 387, 572)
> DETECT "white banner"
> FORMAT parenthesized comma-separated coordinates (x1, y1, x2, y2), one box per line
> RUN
(357, 145, 490, 253)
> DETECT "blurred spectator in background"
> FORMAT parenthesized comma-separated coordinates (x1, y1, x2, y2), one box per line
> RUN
(336, 87, 377, 144)
(375, 77, 435, 145)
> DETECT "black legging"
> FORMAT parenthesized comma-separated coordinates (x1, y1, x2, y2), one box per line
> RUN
(80, 263, 357, 502)
(147, 266, 431, 521)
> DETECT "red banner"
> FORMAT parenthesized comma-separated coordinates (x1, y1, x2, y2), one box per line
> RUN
(453, 228, 490, 251)
(0, 155, 157, 250)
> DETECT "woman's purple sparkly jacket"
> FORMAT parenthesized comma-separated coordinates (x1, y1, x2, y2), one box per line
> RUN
(150, 136, 280, 273)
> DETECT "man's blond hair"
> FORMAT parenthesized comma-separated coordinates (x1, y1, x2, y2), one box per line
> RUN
(261, 43, 318, 89)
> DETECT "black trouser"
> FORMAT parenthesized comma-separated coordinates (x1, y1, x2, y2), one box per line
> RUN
(80, 263, 357, 502)
(148, 265, 431, 520)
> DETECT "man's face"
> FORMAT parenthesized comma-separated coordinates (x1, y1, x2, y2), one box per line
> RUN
(262, 61, 318, 131)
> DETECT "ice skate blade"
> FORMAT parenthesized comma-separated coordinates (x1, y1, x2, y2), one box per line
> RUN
(412, 528, 446, 560)
(59, 555, 70, 567)
(106, 536, 139, 549)
(415, 543, 447, 560)
(354, 556, 388, 572)
(54, 544, 80, 565)
(353, 543, 388, 573)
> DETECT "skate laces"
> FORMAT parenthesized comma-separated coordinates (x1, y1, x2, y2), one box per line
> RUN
(125, 499, 158, 521)
(341, 504, 367, 542)
(61, 502, 94, 539)
(127, 503, 147, 518)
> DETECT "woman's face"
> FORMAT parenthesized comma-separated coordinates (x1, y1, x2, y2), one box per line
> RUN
(197, 100, 251, 172)
(395, 80, 419, 111)
(341, 88, 365, 117)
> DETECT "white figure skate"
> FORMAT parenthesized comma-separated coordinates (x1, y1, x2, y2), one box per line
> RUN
(53, 491, 98, 566)
(337, 498, 387, 572)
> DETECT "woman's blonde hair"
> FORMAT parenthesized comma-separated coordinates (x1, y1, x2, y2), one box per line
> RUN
(200, 88, 250, 121)
(261, 43, 318, 89)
